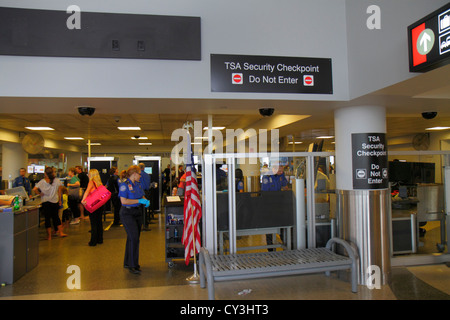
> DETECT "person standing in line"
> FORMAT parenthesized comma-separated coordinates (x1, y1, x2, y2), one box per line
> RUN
(118, 165, 150, 274)
(76, 166, 89, 220)
(33, 167, 67, 240)
(106, 167, 121, 226)
(67, 167, 81, 225)
(81, 169, 106, 246)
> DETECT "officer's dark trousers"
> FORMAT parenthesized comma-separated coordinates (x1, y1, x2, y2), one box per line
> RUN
(120, 206, 143, 268)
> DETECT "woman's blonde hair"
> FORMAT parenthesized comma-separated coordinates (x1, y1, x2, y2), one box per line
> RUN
(125, 165, 140, 179)
(88, 169, 103, 186)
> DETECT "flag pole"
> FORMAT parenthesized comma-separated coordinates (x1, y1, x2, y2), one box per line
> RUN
(186, 206, 199, 283)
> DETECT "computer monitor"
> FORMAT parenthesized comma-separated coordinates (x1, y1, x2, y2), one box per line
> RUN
(34, 165, 45, 173)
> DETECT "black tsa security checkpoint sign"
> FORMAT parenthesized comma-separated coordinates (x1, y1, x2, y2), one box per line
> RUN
(352, 133, 388, 190)
(210, 54, 333, 94)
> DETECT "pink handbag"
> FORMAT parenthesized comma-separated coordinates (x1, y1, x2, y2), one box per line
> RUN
(83, 184, 111, 213)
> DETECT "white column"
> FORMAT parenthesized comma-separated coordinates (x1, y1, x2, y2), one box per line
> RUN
(335, 105, 386, 190)
(334, 105, 391, 287)
(2, 143, 28, 186)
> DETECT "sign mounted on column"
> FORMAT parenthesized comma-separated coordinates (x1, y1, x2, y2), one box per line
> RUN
(352, 133, 388, 190)
(211, 54, 333, 94)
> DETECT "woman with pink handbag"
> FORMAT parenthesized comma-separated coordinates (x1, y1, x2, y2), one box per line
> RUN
(81, 169, 107, 246)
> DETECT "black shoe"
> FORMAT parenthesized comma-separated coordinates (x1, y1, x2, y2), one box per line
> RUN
(124, 264, 140, 269)
(129, 267, 141, 274)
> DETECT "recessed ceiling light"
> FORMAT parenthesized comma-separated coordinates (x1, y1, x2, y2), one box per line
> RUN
(64, 137, 84, 140)
(138, 142, 152, 145)
(425, 127, 450, 131)
(118, 127, 141, 130)
(25, 127, 54, 130)
(288, 141, 303, 144)
(131, 136, 148, 140)
(87, 142, 101, 145)
(317, 136, 334, 139)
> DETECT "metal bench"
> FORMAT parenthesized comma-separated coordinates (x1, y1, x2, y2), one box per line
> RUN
(199, 237, 358, 300)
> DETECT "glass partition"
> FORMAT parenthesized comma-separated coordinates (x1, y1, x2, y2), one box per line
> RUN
(201, 150, 449, 263)
(389, 151, 449, 259)
(202, 152, 335, 255)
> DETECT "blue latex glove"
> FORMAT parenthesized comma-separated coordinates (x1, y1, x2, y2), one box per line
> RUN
(138, 198, 150, 207)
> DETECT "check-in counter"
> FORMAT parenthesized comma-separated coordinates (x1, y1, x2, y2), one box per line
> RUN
(0, 205, 40, 284)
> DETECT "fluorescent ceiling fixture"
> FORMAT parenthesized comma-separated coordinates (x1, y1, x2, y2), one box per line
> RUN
(317, 136, 334, 139)
(425, 126, 450, 131)
(25, 126, 54, 130)
(288, 141, 303, 144)
(87, 142, 101, 145)
(118, 127, 141, 130)
(131, 136, 148, 140)
(138, 142, 152, 145)
(64, 137, 84, 140)
(88, 156, 114, 161)
(203, 126, 225, 130)
(194, 136, 209, 140)
(191, 142, 202, 145)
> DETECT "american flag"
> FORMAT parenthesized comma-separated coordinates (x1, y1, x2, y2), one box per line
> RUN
(182, 133, 202, 265)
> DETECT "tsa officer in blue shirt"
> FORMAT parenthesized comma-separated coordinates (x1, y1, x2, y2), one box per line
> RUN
(13, 168, 32, 196)
(261, 165, 288, 192)
(139, 163, 152, 225)
(119, 165, 150, 274)
(138, 163, 151, 192)
(261, 164, 288, 251)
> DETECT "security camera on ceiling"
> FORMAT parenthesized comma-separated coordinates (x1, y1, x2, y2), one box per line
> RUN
(421, 112, 437, 119)
(78, 106, 96, 116)
(259, 108, 275, 117)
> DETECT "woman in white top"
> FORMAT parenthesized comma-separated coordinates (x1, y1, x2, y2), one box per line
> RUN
(33, 167, 67, 240)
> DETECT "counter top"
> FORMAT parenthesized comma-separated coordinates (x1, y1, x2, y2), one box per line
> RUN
(0, 200, 41, 214)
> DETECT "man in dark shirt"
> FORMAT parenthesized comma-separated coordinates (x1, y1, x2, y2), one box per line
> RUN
(13, 168, 32, 196)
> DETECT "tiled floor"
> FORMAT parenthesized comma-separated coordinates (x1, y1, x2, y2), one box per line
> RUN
(0, 211, 449, 300)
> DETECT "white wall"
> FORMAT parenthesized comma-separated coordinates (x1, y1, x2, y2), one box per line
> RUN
(1, 0, 447, 105)
(0, 0, 350, 102)
(345, 0, 449, 99)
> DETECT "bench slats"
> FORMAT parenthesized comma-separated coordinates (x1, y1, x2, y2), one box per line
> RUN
(199, 238, 359, 299)
(210, 248, 352, 276)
